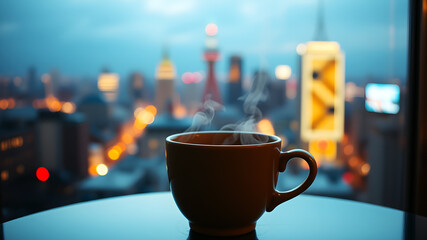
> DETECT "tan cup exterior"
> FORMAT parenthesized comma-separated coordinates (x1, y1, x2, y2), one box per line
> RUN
(166, 131, 317, 236)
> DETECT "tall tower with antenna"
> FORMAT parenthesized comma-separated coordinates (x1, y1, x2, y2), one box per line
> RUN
(313, 0, 328, 41)
(202, 23, 222, 106)
(299, 0, 345, 167)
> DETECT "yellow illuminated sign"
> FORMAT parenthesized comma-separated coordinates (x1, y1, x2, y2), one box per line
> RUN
(300, 41, 345, 141)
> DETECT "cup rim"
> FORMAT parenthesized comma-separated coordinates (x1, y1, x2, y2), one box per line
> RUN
(166, 131, 281, 148)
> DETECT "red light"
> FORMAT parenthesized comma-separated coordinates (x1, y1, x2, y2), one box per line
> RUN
(193, 72, 202, 83)
(182, 72, 194, 84)
(36, 167, 49, 181)
(318, 140, 328, 150)
(342, 172, 353, 184)
(182, 72, 203, 84)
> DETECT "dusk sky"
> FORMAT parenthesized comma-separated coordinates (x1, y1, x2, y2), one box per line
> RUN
(0, 0, 409, 82)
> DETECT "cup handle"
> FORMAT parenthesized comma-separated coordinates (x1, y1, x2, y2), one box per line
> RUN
(266, 149, 317, 212)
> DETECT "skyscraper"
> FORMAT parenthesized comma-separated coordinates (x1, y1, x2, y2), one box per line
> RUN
(154, 50, 176, 114)
(97, 70, 120, 103)
(297, 0, 345, 167)
(62, 113, 89, 179)
(202, 24, 222, 106)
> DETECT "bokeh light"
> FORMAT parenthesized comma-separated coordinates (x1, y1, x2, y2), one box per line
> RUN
(257, 119, 275, 136)
(96, 164, 108, 176)
(205, 23, 218, 36)
(108, 148, 120, 160)
(36, 167, 49, 181)
(137, 111, 155, 124)
(0, 99, 9, 110)
(360, 163, 371, 176)
(61, 102, 76, 114)
(145, 105, 157, 115)
(275, 65, 292, 80)
(296, 43, 306, 55)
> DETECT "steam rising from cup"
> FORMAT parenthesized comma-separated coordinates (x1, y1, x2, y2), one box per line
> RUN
(186, 98, 221, 132)
(185, 71, 271, 145)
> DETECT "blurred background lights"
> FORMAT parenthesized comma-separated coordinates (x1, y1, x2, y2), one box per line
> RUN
(61, 102, 76, 114)
(108, 148, 120, 160)
(8, 99, 16, 108)
(96, 164, 108, 176)
(193, 72, 203, 82)
(137, 110, 155, 124)
(205, 23, 218, 36)
(360, 163, 371, 176)
(145, 105, 157, 115)
(257, 119, 275, 136)
(134, 107, 144, 118)
(17, 165, 25, 175)
(173, 104, 187, 119)
(275, 65, 292, 80)
(36, 167, 49, 181)
(344, 144, 354, 156)
(117, 142, 126, 152)
(181, 72, 203, 84)
(121, 133, 133, 144)
(0, 99, 9, 110)
(1, 170, 9, 181)
(0, 0, 415, 223)
(296, 43, 307, 55)
(127, 143, 138, 155)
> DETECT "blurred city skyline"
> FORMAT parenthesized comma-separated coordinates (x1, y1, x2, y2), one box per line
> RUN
(0, 0, 412, 221)
(0, 0, 408, 81)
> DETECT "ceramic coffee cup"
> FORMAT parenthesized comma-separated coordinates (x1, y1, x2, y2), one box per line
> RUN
(166, 131, 317, 236)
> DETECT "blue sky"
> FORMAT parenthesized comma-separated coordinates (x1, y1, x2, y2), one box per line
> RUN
(0, 0, 409, 82)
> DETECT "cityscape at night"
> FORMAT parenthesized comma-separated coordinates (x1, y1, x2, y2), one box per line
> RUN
(0, 0, 412, 224)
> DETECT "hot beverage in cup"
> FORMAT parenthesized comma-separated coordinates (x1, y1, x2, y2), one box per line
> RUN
(166, 131, 317, 236)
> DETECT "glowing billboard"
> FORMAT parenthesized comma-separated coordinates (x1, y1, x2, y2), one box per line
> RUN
(365, 83, 400, 114)
(300, 41, 345, 141)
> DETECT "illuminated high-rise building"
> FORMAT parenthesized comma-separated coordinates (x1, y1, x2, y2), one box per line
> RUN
(297, 0, 345, 167)
(154, 50, 176, 114)
(98, 70, 120, 102)
(227, 55, 243, 107)
(202, 23, 222, 106)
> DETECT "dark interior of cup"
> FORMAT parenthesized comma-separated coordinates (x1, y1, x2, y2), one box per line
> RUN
(171, 131, 279, 146)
